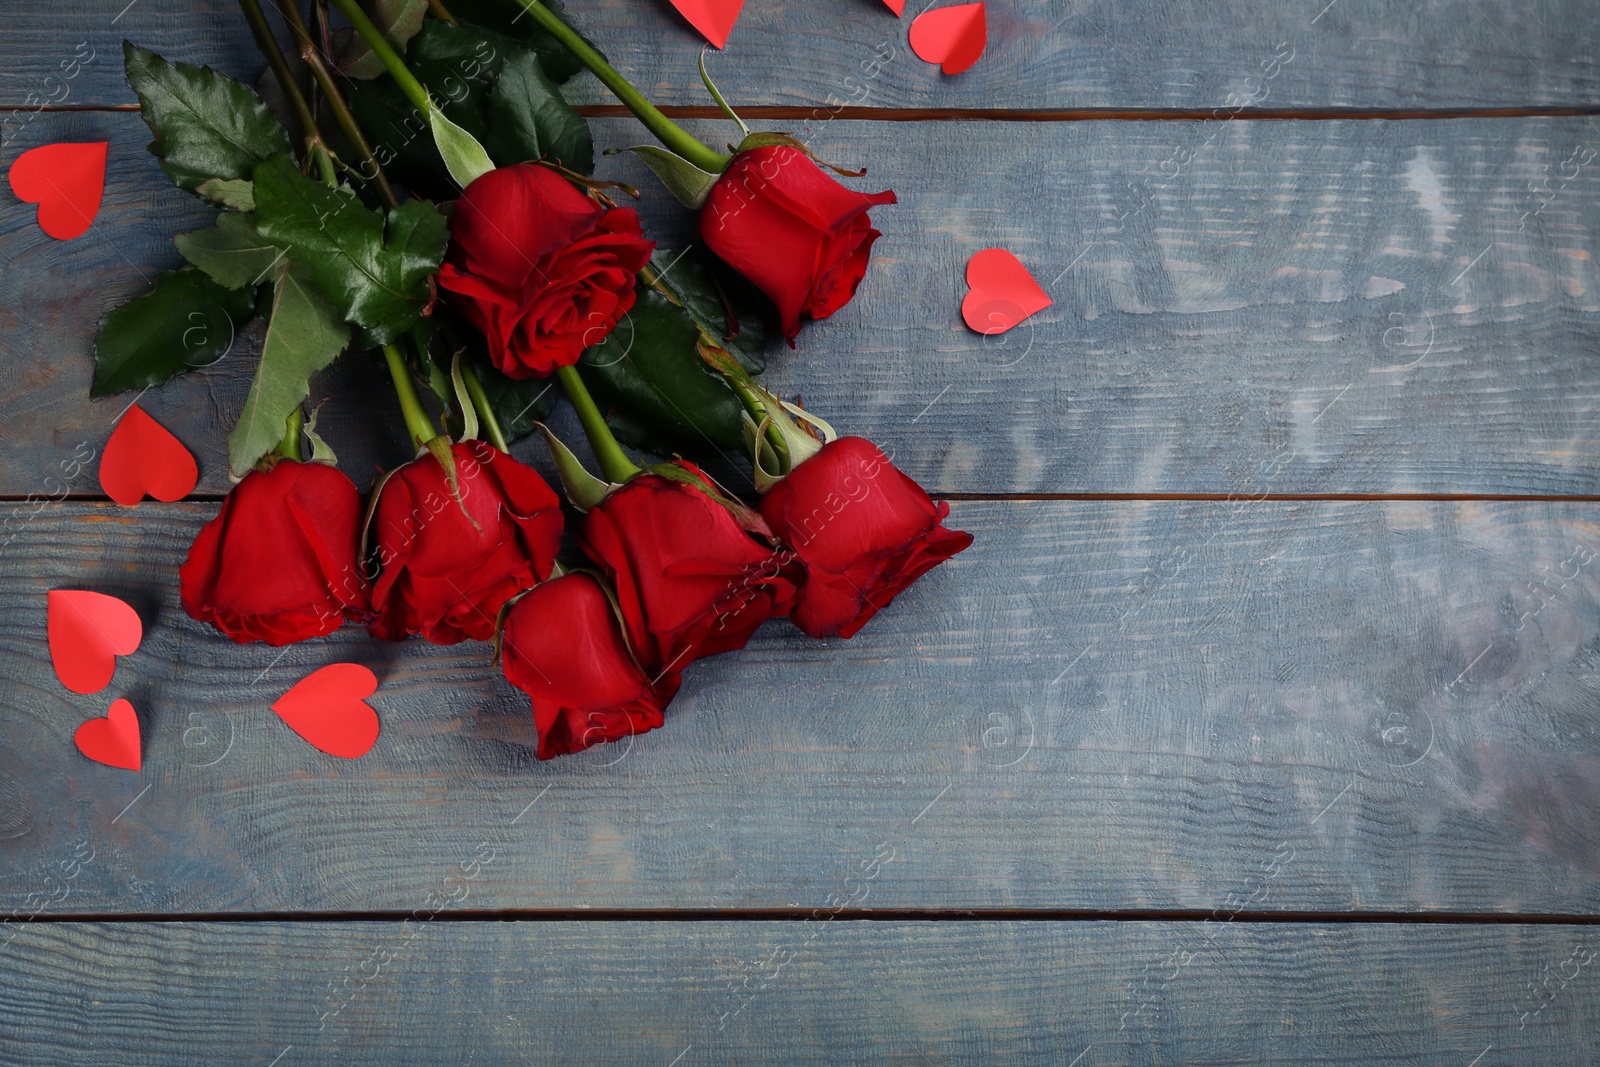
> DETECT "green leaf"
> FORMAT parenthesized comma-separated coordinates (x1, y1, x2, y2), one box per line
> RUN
(340, 0, 430, 79)
(578, 288, 746, 457)
(485, 48, 592, 174)
(175, 212, 283, 290)
(228, 263, 351, 478)
(195, 177, 256, 211)
(122, 41, 294, 193)
(92, 269, 256, 397)
(469, 351, 556, 442)
(410, 19, 506, 129)
(648, 245, 765, 374)
(621, 145, 720, 209)
(252, 156, 447, 345)
(449, 0, 595, 83)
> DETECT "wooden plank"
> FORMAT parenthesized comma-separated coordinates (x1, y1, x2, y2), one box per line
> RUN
(0, 2, 268, 124)
(2, 499, 1598, 916)
(5, 113, 1599, 497)
(6, 0, 1600, 111)
(3, 919, 1597, 1062)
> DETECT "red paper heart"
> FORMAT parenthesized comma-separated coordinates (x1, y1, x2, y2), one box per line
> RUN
(909, 2, 986, 74)
(8, 141, 108, 241)
(98, 404, 199, 506)
(272, 664, 381, 759)
(882, 0, 906, 15)
(665, 0, 744, 48)
(48, 590, 143, 695)
(961, 248, 1053, 334)
(74, 699, 142, 771)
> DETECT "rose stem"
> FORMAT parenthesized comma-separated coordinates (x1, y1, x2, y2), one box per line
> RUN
(459, 362, 510, 453)
(383, 344, 441, 449)
(327, 0, 436, 122)
(276, 407, 304, 461)
(236, 0, 338, 186)
(507, 0, 731, 174)
(555, 365, 640, 483)
(277, 0, 400, 210)
(426, 0, 458, 22)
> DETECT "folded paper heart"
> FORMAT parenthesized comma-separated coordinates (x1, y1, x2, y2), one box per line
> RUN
(665, 0, 744, 48)
(882, 0, 906, 15)
(48, 590, 143, 695)
(7, 141, 108, 241)
(74, 698, 142, 771)
(272, 663, 381, 759)
(98, 404, 199, 506)
(961, 248, 1053, 334)
(909, 2, 986, 75)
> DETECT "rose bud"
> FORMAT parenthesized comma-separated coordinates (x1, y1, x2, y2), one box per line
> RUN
(179, 458, 369, 646)
(699, 145, 895, 343)
(436, 163, 654, 379)
(501, 572, 679, 760)
(367, 440, 562, 645)
(581, 463, 798, 677)
(760, 437, 972, 639)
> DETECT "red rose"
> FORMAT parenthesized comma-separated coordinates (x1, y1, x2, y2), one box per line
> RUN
(179, 459, 368, 646)
(699, 145, 895, 342)
(367, 440, 562, 644)
(437, 163, 654, 378)
(501, 572, 678, 760)
(581, 464, 798, 677)
(760, 437, 972, 639)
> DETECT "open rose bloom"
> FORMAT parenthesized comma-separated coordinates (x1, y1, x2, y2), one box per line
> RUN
(438, 163, 654, 377)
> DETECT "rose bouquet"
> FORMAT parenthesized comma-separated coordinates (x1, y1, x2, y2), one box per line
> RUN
(93, 0, 970, 759)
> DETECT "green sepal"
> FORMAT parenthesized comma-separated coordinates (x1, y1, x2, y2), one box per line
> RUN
(450, 349, 480, 443)
(732, 130, 867, 178)
(303, 403, 339, 465)
(613, 144, 721, 208)
(422, 433, 484, 532)
(535, 422, 620, 512)
(430, 101, 496, 188)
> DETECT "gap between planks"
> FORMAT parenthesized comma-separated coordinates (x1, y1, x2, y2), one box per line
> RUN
(22, 104, 1600, 122)
(16, 909, 1600, 925)
(13, 492, 1600, 505)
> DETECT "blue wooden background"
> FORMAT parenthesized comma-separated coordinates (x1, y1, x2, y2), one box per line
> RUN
(2, 0, 1599, 1063)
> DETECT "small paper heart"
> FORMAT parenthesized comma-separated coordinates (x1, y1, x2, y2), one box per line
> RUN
(961, 248, 1053, 334)
(665, 0, 744, 48)
(8, 142, 108, 241)
(882, 0, 906, 15)
(909, 2, 986, 75)
(48, 590, 143, 695)
(98, 404, 199, 506)
(272, 664, 381, 759)
(74, 699, 142, 771)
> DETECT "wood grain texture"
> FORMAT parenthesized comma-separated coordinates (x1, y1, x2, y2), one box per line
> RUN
(2, 499, 1598, 916)
(5, 113, 1598, 497)
(3, 919, 1598, 1064)
(4, 0, 1600, 111)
